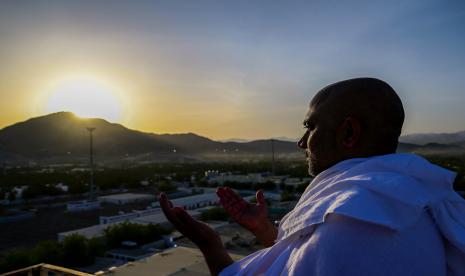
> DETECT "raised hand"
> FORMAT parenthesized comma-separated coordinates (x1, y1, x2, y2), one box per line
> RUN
(217, 187, 277, 247)
(159, 193, 233, 276)
(159, 192, 221, 249)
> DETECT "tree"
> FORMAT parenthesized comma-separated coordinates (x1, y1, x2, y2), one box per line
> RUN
(296, 182, 309, 193)
(32, 240, 63, 265)
(200, 207, 230, 221)
(0, 249, 34, 274)
(88, 237, 107, 257)
(280, 191, 296, 202)
(104, 222, 170, 248)
(62, 234, 93, 267)
(158, 181, 177, 192)
(7, 190, 16, 201)
(253, 181, 276, 191)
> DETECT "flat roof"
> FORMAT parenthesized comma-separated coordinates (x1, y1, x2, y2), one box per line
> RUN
(132, 210, 201, 225)
(112, 246, 244, 276)
(152, 193, 219, 208)
(58, 210, 201, 240)
(98, 193, 155, 201)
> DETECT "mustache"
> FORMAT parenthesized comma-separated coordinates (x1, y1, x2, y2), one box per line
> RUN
(305, 151, 311, 161)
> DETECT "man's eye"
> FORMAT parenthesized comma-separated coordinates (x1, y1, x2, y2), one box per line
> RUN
(304, 123, 314, 130)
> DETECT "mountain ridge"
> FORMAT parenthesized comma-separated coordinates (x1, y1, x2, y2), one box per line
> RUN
(0, 112, 463, 164)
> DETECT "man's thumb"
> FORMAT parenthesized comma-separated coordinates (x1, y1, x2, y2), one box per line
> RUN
(256, 190, 266, 206)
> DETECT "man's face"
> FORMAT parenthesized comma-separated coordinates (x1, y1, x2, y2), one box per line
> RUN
(298, 103, 339, 176)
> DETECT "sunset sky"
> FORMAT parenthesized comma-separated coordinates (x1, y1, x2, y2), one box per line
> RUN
(0, 0, 464, 140)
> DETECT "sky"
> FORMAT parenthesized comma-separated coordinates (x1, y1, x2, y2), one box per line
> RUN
(0, 0, 464, 140)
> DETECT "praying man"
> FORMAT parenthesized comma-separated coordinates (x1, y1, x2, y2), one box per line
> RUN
(159, 78, 465, 276)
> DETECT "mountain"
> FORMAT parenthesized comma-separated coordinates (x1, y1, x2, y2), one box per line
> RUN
(0, 112, 301, 163)
(0, 112, 463, 164)
(400, 130, 465, 145)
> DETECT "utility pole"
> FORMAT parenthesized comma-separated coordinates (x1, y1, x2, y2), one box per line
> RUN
(271, 139, 276, 176)
(86, 127, 96, 200)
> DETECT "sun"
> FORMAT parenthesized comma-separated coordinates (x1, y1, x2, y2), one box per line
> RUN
(45, 78, 123, 122)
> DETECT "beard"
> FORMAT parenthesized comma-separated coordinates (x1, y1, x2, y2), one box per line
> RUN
(307, 146, 339, 177)
(307, 151, 322, 177)
(307, 156, 321, 177)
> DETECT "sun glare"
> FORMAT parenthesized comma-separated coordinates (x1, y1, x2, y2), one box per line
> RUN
(45, 78, 123, 122)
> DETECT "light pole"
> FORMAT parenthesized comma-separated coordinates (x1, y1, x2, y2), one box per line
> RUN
(271, 139, 276, 176)
(86, 127, 96, 200)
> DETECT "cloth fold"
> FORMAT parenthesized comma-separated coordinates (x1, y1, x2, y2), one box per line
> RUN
(221, 153, 465, 275)
(277, 153, 465, 275)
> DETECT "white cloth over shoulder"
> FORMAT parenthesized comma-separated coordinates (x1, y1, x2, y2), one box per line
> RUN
(220, 153, 465, 276)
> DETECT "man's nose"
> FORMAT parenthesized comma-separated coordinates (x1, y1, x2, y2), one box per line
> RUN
(297, 130, 309, 149)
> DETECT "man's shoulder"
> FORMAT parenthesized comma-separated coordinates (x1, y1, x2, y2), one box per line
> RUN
(300, 213, 446, 275)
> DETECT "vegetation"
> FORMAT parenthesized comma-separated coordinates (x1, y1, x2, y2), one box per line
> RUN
(157, 181, 178, 192)
(426, 155, 465, 191)
(104, 222, 170, 248)
(0, 222, 170, 274)
(0, 235, 105, 273)
(280, 191, 296, 202)
(200, 207, 230, 221)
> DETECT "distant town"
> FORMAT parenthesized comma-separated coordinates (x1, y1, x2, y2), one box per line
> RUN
(0, 159, 314, 275)
(1, 154, 464, 275)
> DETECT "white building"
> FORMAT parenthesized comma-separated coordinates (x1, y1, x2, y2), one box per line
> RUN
(55, 183, 69, 192)
(98, 193, 155, 205)
(66, 200, 101, 212)
(151, 193, 220, 210)
(58, 210, 201, 241)
(206, 172, 270, 185)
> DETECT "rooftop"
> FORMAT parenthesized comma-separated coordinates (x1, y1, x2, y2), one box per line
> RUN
(98, 193, 155, 201)
(111, 246, 244, 276)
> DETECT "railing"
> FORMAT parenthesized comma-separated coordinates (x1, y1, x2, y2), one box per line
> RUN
(1, 263, 93, 276)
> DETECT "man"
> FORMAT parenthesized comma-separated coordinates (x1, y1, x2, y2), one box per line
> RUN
(160, 78, 465, 275)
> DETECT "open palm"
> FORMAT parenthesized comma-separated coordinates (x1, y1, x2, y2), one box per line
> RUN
(216, 187, 269, 234)
(159, 193, 222, 248)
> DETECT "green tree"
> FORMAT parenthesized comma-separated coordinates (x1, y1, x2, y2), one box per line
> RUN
(88, 237, 107, 257)
(296, 182, 309, 193)
(62, 234, 93, 267)
(158, 181, 177, 192)
(32, 240, 63, 265)
(280, 191, 296, 202)
(104, 222, 170, 248)
(7, 190, 16, 201)
(253, 181, 276, 191)
(0, 249, 34, 274)
(200, 207, 230, 221)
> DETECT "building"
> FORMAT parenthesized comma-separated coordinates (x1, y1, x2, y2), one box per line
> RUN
(108, 246, 245, 276)
(58, 210, 202, 241)
(151, 193, 220, 210)
(205, 171, 271, 185)
(66, 200, 101, 212)
(98, 193, 155, 205)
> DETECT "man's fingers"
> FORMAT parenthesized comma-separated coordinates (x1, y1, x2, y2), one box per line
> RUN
(256, 189, 266, 206)
(216, 187, 225, 197)
(159, 192, 171, 211)
(225, 187, 245, 203)
(220, 198, 241, 218)
(159, 193, 184, 228)
(176, 208, 197, 225)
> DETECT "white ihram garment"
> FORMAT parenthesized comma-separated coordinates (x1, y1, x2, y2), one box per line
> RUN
(220, 153, 465, 276)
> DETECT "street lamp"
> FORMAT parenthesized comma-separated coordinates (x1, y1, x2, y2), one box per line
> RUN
(86, 127, 96, 200)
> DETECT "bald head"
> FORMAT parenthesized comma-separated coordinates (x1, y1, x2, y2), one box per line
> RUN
(299, 78, 405, 176)
(313, 77, 404, 153)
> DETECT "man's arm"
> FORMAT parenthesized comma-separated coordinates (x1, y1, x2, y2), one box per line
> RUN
(159, 193, 233, 276)
(217, 187, 278, 247)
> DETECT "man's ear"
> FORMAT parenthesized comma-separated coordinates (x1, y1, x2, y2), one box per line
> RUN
(338, 117, 361, 148)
